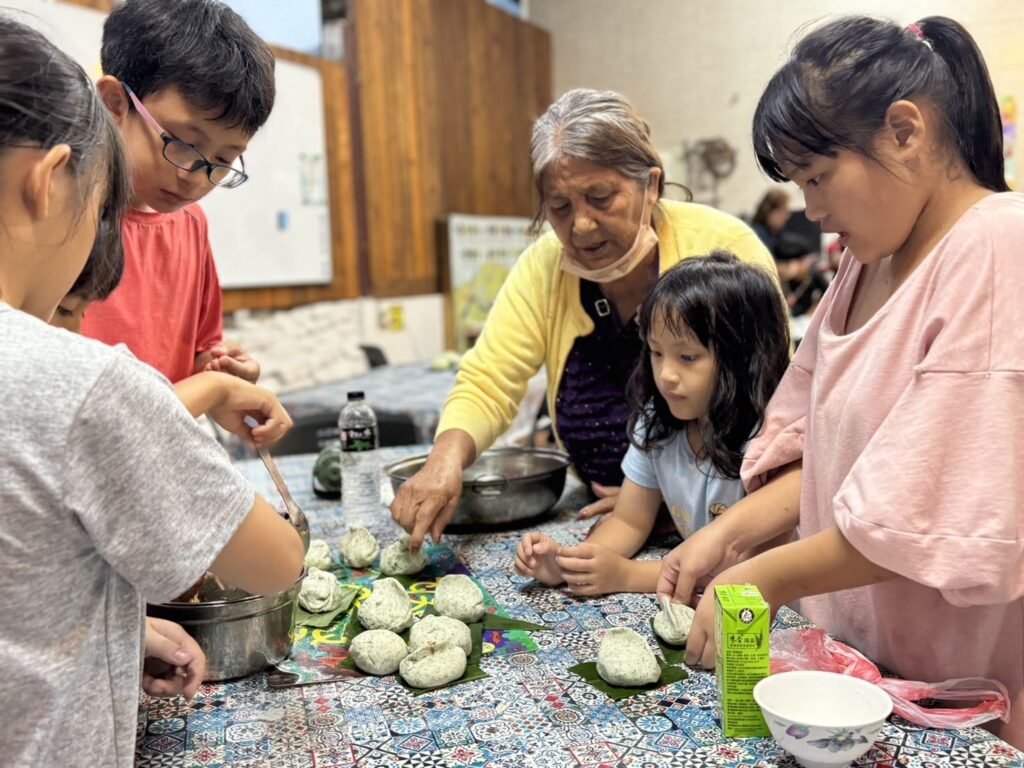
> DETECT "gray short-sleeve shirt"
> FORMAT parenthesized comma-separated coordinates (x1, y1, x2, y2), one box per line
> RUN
(0, 306, 255, 767)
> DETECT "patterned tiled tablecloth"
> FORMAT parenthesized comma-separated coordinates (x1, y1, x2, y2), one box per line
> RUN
(136, 448, 1023, 768)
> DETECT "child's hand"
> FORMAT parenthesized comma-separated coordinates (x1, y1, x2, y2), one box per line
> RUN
(208, 377, 293, 447)
(143, 617, 206, 700)
(577, 482, 620, 520)
(202, 341, 260, 383)
(514, 532, 563, 586)
(555, 542, 630, 596)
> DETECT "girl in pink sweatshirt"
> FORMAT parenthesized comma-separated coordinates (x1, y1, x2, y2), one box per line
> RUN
(657, 15, 1024, 747)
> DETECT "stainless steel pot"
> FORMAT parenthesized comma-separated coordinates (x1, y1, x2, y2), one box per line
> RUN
(147, 572, 303, 681)
(384, 447, 570, 528)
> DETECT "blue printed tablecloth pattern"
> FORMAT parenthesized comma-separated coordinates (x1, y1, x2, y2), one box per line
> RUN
(136, 448, 1024, 768)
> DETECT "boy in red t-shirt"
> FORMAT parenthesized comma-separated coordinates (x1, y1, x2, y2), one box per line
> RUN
(82, 0, 273, 383)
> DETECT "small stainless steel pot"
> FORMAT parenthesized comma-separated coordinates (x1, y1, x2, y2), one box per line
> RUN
(384, 447, 570, 528)
(147, 572, 303, 681)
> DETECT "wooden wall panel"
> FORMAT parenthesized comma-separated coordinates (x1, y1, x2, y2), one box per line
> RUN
(517, 20, 554, 223)
(350, 0, 552, 298)
(349, 0, 444, 298)
(433, 0, 474, 215)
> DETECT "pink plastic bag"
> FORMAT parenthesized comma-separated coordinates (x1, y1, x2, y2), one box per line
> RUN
(771, 628, 1010, 729)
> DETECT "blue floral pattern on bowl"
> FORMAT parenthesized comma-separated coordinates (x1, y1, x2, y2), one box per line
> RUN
(785, 724, 810, 739)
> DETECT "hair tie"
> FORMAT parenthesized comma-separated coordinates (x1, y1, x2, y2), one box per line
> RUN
(906, 22, 933, 50)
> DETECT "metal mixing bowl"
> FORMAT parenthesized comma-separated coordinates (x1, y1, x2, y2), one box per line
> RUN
(147, 572, 303, 681)
(385, 447, 570, 528)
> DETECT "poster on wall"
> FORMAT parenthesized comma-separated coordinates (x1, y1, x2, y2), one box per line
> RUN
(443, 214, 535, 352)
(1001, 95, 1017, 189)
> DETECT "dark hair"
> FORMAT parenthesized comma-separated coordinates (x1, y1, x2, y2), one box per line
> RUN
(0, 14, 130, 296)
(102, 0, 276, 136)
(753, 15, 1009, 193)
(751, 189, 790, 230)
(67, 220, 124, 302)
(626, 252, 791, 479)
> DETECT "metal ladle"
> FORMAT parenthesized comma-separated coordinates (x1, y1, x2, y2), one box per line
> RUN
(257, 446, 310, 553)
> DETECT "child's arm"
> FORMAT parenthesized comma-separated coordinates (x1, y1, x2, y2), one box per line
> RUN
(175, 371, 230, 416)
(209, 494, 306, 596)
(174, 371, 292, 448)
(683, 525, 894, 669)
(584, 479, 663, 555)
(555, 479, 664, 595)
(195, 341, 261, 383)
(556, 544, 662, 595)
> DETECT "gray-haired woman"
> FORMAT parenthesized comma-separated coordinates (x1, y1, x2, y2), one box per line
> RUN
(391, 88, 777, 552)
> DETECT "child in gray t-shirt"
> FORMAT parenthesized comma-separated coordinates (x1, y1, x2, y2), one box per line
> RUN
(515, 254, 791, 595)
(0, 19, 303, 768)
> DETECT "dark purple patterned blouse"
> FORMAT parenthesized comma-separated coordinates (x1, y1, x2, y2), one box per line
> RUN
(555, 279, 645, 488)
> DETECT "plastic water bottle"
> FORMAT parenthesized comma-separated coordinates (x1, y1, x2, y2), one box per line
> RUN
(339, 391, 379, 508)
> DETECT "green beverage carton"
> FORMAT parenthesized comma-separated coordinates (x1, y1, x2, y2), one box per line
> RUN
(715, 584, 770, 738)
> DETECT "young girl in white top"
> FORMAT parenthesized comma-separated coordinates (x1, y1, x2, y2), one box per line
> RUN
(515, 252, 789, 594)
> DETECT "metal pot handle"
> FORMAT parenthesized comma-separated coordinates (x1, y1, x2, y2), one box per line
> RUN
(469, 472, 509, 496)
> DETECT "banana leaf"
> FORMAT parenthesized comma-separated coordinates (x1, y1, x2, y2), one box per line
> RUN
(420, 605, 548, 633)
(294, 585, 358, 628)
(567, 657, 689, 701)
(482, 614, 549, 632)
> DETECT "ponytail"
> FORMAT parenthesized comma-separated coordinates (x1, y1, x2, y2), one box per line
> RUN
(753, 15, 1009, 193)
(917, 17, 1009, 192)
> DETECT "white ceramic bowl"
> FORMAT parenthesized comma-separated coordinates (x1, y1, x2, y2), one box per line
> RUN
(753, 671, 893, 768)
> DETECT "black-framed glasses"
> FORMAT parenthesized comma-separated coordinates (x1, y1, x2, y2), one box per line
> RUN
(122, 82, 248, 189)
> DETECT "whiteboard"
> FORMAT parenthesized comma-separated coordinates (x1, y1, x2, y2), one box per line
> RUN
(5, 0, 332, 289)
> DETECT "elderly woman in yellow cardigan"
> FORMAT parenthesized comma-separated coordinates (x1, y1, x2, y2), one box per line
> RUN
(392, 88, 777, 551)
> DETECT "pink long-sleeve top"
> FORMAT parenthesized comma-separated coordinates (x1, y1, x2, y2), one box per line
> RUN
(743, 193, 1024, 747)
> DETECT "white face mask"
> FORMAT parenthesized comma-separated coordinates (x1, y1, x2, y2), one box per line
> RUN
(560, 175, 658, 284)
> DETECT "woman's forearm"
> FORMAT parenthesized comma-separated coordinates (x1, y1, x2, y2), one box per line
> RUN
(738, 525, 895, 607)
(430, 428, 478, 471)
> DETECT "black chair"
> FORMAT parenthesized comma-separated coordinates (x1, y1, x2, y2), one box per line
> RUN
(377, 412, 420, 447)
(269, 412, 341, 456)
(271, 409, 421, 456)
(359, 344, 388, 369)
